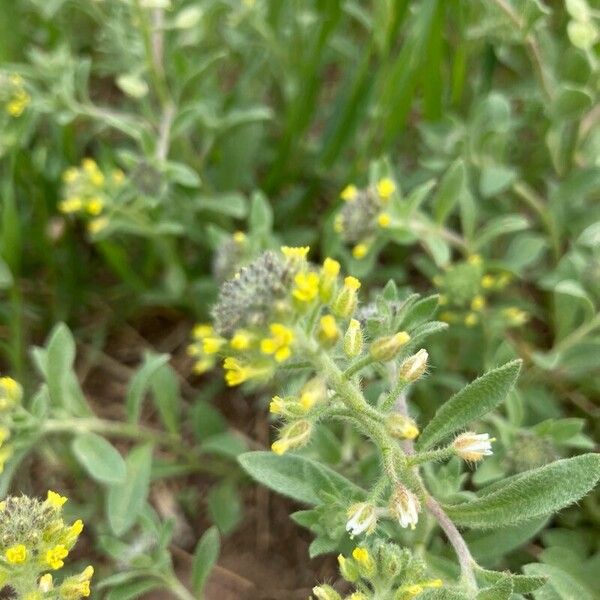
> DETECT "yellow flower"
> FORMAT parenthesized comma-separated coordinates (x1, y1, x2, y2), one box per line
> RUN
(502, 307, 528, 326)
(260, 323, 294, 362)
(87, 217, 108, 235)
(467, 254, 482, 266)
(86, 197, 104, 216)
(377, 212, 391, 228)
(46, 490, 68, 509)
(230, 330, 252, 350)
(65, 519, 84, 545)
(193, 324, 214, 339)
(322, 257, 340, 277)
(62, 168, 79, 183)
(193, 358, 214, 375)
(59, 565, 93, 599)
(352, 243, 369, 260)
(233, 231, 246, 244)
(471, 295, 485, 311)
(269, 395, 286, 415)
(58, 198, 83, 214)
(333, 214, 344, 233)
(0, 376, 23, 409)
(340, 184, 359, 202)
(271, 420, 312, 455)
(376, 177, 396, 201)
(464, 313, 478, 327)
(281, 246, 310, 261)
(223, 357, 267, 386)
(481, 274, 495, 289)
(333, 276, 361, 318)
(293, 271, 320, 302)
(202, 337, 225, 354)
(6, 544, 27, 564)
(352, 547, 375, 576)
(45, 545, 69, 570)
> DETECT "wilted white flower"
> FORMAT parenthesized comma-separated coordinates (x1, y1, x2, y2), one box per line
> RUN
(453, 432, 494, 462)
(389, 486, 420, 530)
(346, 502, 377, 537)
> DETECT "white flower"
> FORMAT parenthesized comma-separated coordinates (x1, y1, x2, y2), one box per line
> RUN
(346, 502, 377, 537)
(389, 486, 420, 530)
(453, 432, 494, 462)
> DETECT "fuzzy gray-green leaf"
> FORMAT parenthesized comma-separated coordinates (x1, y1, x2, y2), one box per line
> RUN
(418, 360, 521, 450)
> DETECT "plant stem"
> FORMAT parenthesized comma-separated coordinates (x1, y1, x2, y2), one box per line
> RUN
(425, 496, 477, 592)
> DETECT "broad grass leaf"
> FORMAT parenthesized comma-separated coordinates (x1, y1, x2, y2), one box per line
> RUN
(417, 360, 521, 450)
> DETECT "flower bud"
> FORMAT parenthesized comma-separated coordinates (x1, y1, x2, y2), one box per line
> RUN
(389, 486, 420, 530)
(386, 414, 419, 440)
(320, 258, 340, 302)
(379, 545, 410, 580)
(352, 547, 376, 578)
(343, 319, 363, 358)
(398, 349, 428, 383)
(312, 585, 342, 600)
(369, 331, 410, 362)
(271, 420, 312, 455)
(453, 432, 494, 462)
(299, 377, 327, 412)
(318, 314, 340, 346)
(269, 395, 304, 418)
(338, 554, 360, 583)
(333, 276, 361, 318)
(346, 502, 377, 537)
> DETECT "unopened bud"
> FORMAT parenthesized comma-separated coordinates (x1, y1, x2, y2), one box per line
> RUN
(352, 547, 376, 578)
(344, 319, 363, 358)
(318, 314, 340, 346)
(370, 331, 410, 362)
(271, 420, 312, 455)
(320, 258, 340, 302)
(312, 585, 342, 600)
(338, 554, 360, 583)
(398, 349, 428, 383)
(299, 377, 327, 412)
(333, 276, 361, 318)
(386, 414, 419, 440)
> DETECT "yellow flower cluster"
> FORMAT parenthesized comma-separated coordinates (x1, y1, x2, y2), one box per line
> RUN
(0, 376, 23, 474)
(313, 543, 443, 600)
(193, 246, 364, 393)
(0, 491, 93, 598)
(1, 74, 30, 118)
(435, 255, 527, 328)
(335, 177, 398, 260)
(59, 158, 125, 234)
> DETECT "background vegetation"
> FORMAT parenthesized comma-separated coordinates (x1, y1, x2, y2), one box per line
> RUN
(0, 0, 598, 598)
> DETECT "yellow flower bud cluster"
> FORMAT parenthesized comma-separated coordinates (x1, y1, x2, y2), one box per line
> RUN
(1, 73, 31, 118)
(435, 255, 525, 328)
(334, 177, 398, 261)
(0, 491, 93, 598)
(313, 542, 442, 600)
(59, 158, 125, 234)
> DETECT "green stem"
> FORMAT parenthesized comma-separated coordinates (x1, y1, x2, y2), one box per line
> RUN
(344, 354, 376, 379)
(407, 447, 454, 467)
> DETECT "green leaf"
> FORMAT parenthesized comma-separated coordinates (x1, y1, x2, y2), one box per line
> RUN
(476, 577, 513, 600)
(476, 567, 546, 594)
(107, 444, 153, 536)
(419, 589, 469, 600)
(249, 192, 273, 235)
(550, 86, 593, 121)
(417, 360, 522, 450)
(479, 165, 516, 198)
(238, 451, 364, 505)
(105, 579, 161, 600)
(474, 215, 529, 250)
(444, 454, 600, 528)
(191, 526, 221, 596)
(523, 563, 596, 600)
(150, 364, 181, 434)
(433, 159, 466, 224)
(126, 353, 170, 424)
(72, 433, 127, 485)
(207, 481, 243, 534)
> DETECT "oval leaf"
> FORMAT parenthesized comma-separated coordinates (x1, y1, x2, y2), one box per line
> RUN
(72, 433, 127, 485)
